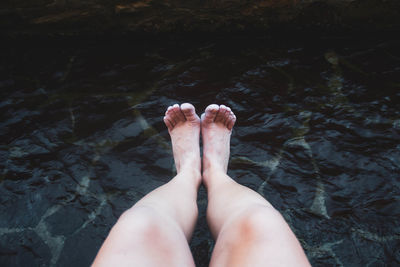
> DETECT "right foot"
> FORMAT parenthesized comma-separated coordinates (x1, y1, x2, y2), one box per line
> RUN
(164, 103, 201, 177)
(201, 104, 236, 177)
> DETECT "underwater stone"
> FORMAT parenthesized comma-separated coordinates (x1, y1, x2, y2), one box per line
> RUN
(0, 230, 51, 266)
(56, 220, 108, 267)
(44, 203, 91, 236)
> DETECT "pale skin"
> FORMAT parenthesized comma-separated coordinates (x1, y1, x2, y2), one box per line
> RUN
(92, 103, 311, 267)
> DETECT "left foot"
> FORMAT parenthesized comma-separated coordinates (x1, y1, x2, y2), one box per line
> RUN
(164, 103, 201, 176)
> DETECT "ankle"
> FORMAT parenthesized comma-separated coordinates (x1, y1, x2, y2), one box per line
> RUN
(176, 153, 200, 171)
(202, 166, 229, 187)
(202, 157, 227, 174)
(178, 164, 202, 182)
(202, 164, 225, 175)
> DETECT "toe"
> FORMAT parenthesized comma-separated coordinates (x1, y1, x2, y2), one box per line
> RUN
(165, 105, 172, 116)
(171, 103, 186, 123)
(221, 105, 231, 125)
(200, 113, 206, 122)
(165, 105, 178, 125)
(181, 103, 198, 122)
(203, 104, 219, 124)
(222, 106, 232, 126)
(227, 113, 236, 130)
(215, 104, 228, 123)
(164, 116, 174, 131)
(165, 105, 175, 118)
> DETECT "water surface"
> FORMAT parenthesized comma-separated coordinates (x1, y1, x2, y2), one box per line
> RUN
(1, 38, 399, 266)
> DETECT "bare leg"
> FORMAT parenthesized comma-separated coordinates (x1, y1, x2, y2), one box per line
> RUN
(93, 103, 201, 267)
(202, 104, 310, 267)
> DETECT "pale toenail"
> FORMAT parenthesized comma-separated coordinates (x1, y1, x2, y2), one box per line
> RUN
(181, 103, 194, 111)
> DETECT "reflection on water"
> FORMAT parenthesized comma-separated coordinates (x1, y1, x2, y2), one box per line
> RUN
(0, 38, 399, 266)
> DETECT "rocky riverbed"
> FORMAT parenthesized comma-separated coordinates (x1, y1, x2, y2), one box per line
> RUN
(0, 37, 399, 266)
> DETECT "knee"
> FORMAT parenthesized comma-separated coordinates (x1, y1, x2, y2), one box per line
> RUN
(231, 205, 287, 240)
(118, 205, 166, 237)
(110, 206, 187, 259)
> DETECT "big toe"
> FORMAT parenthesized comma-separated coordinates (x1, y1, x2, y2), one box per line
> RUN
(181, 103, 199, 122)
(202, 104, 219, 124)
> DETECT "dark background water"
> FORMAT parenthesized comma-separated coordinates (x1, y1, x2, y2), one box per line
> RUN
(1, 37, 400, 266)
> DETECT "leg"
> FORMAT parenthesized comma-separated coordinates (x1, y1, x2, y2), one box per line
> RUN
(93, 103, 201, 267)
(201, 104, 311, 267)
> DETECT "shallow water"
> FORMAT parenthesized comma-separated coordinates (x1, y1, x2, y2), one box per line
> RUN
(1, 38, 399, 266)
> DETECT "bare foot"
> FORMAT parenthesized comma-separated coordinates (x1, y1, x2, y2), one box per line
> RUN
(201, 104, 236, 179)
(164, 103, 201, 177)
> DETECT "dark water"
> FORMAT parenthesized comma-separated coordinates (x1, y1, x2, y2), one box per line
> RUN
(1, 38, 399, 266)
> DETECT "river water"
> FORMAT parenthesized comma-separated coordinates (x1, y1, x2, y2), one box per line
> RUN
(1, 37, 399, 266)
